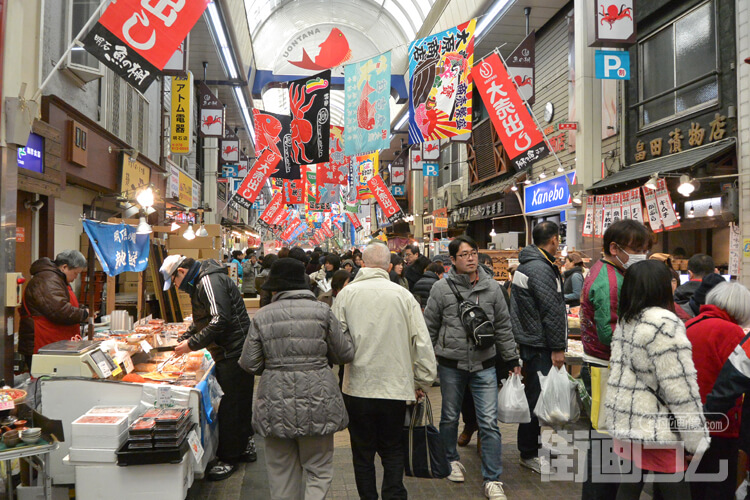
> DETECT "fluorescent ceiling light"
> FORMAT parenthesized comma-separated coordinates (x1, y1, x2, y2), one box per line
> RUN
(207, 2, 238, 79)
(475, 0, 514, 41)
(394, 112, 408, 130)
(233, 86, 256, 145)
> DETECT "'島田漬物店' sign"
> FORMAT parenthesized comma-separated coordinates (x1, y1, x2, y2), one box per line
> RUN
(524, 172, 576, 215)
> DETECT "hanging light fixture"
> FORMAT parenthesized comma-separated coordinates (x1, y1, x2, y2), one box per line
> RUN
(677, 174, 698, 197)
(136, 186, 154, 209)
(688, 204, 695, 218)
(183, 224, 196, 240)
(170, 221, 180, 231)
(644, 173, 659, 191)
(561, 246, 568, 257)
(557, 165, 565, 173)
(572, 190, 583, 204)
(524, 178, 532, 185)
(707, 203, 714, 217)
(511, 184, 518, 192)
(539, 172, 546, 179)
(196, 224, 209, 237)
(136, 216, 152, 234)
(489, 227, 496, 237)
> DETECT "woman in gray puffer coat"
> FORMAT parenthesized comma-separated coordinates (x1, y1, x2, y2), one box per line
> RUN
(240, 258, 354, 500)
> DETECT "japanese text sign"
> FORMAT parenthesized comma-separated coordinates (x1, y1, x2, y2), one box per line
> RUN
(235, 150, 281, 205)
(82, 220, 149, 277)
(472, 53, 549, 169)
(98, 0, 210, 70)
(367, 174, 403, 223)
(170, 72, 193, 154)
(346, 212, 362, 231)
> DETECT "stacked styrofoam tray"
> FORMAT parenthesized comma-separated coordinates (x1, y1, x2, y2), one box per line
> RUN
(71, 414, 129, 450)
(85, 405, 140, 425)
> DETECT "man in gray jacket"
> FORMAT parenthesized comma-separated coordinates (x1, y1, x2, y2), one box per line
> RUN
(510, 221, 567, 474)
(424, 235, 519, 500)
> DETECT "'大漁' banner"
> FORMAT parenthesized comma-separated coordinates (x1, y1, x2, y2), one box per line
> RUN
(253, 109, 299, 180)
(344, 52, 391, 155)
(408, 20, 475, 144)
(259, 192, 284, 227)
(233, 150, 281, 206)
(288, 71, 331, 165)
(367, 174, 403, 223)
(471, 52, 549, 170)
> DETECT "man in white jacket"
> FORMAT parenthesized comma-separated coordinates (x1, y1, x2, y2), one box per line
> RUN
(333, 241, 437, 500)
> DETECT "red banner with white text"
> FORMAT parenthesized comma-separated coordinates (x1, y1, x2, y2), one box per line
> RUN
(367, 174, 403, 223)
(235, 150, 281, 205)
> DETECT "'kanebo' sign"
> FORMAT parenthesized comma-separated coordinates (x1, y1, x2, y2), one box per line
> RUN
(524, 172, 576, 214)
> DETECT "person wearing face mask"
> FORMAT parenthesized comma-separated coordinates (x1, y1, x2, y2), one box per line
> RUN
(578, 219, 652, 500)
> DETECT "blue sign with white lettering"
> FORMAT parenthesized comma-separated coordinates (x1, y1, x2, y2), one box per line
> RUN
(390, 185, 406, 197)
(524, 172, 576, 214)
(82, 220, 150, 277)
(423, 162, 439, 177)
(221, 165, 239, 178)
(595, 50, 630, 80)
(18, 133, 44, 173)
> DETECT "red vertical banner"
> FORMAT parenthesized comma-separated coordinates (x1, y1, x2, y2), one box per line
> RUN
(594, 195, 605, 238)
(629, 188, 643, 223)
(283, 178, 304, 204)
(621, 190, 631, 220)
(346, 212, 362, 231)
(367, 174, 403, 223)
(235, 150, 281, 204)
(260, 192, 283, 226)
(281, 218, 301, 241)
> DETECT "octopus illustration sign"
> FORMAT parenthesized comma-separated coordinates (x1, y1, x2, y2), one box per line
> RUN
(199, 82, 223, 138)
(287, 70, 331, 165)
(344, 52, 391, 156)
(408, 20, 475, 144)
(590, 0, 635, 47)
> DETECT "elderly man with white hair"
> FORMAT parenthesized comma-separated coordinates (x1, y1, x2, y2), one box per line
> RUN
(687, 281, 750, 499)
(333, 241, 437, 500)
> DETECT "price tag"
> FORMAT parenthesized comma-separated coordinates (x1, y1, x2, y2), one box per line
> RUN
(0, 400, 15, 412)
(123, 355, 134, 374)
(187, 429, 204, 463)
(140, 340, 153, 353)
(97, 361, 112, 378)
(157, 386, 172, 408)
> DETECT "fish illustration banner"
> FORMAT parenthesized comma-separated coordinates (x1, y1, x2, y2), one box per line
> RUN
(471, 52, 549, 170)
(408, 19, 475, 144)
(344, 52, 391, 156)
(288, 71, 331, 165)
(356, 152, 379, 200)
(329, 126, 349, 185)
(252, 109, 299, 180)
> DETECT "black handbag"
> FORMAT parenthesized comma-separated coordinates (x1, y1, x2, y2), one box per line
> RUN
(402, 395, 450, 479)
(445, 278, 495, 350)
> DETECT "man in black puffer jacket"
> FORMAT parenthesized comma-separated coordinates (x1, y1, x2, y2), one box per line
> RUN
(509, 221, 567, 474)
(161, 256, 255, 481)
(413, 262, 445, 307)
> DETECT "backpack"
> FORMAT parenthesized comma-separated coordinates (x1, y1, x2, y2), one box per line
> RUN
(445, 278, 495, 350)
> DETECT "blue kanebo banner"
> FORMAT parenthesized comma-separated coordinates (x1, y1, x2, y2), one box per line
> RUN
(524, 172, 577, 214)
(82, 220, 150, 276)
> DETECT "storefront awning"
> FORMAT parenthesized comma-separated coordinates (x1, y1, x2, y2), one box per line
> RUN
(459, 173, 526, 207)
(588, 138, 736, 193)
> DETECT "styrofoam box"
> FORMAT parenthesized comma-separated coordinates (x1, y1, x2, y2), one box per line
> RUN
(72, 428, 128, 450)
(65, 453, 193, 500)
(72, 414, 129, 450)
(68, 446, 117, 463)
(85, 405, 140, 425)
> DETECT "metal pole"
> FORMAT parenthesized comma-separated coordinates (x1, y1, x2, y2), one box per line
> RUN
(32, 0, 111, 102)
(524, 7, 531, 36)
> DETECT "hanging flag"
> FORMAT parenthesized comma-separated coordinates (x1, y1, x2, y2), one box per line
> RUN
(594, 195, 605, 237)
(281, 218, 301, 242)
(422, 140, 441, 160)
(318, 183, 339, 207)
(260, 192, 284, 227)
(329, 126, 349, 185)
(220, 127, 241, 165)
(288, 70, 331, 165)
(96, 0, 209, 70)
(408, 20, 475, 144)
(82, 220, 149, 277)
(170, 73, 193, 154)
(506, 31, 536, 105)
(346, 212, 363, 231)
(621, 190, 631, 220)
(344, 52, 391, 155)
(472, 52, 549, 170)
(629, 188, 643, 223)
(199, 83, 224, 138)
(655, 178, 680, 230)
(252, 109, 299, 180)
(368, 174, 404, 223)
(356, 152, 379, 200)
(233, 150, 280, 207)
(410, 147, 424, 171)
(611, 192, 622, 223)
(642, 186, 662, 233)
(602, 195, 613, 232)
(582, 196, 595, 238)
(283, 178, 304, 205)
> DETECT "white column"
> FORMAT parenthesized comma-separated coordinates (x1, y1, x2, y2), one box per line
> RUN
(203, 137, 219, 224)
(737, 0, 750, 287)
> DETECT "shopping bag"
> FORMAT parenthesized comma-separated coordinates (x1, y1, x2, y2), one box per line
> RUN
(497, 373, 531, 424)
(590, 366, 609, 431)
(402, 395, 450, 478)
(533, 366, 580, 427)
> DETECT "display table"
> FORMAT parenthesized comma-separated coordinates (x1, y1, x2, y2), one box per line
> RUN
(0, 440, 58, 500)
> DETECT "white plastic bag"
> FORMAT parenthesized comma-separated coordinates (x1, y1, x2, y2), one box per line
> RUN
(497, 373, 531, 423)
(533, 366, 580, 426)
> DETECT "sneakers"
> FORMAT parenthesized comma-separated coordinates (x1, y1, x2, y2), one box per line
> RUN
(207, 460, 236, 481)
(520, 455, 551, 474)
(457, 425, 476, 447)
(483, 481, 507, 500)
(239, 437, 257, 463)
(447, 460, 466, 482)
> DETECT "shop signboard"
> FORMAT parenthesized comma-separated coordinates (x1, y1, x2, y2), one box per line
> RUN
(424, 163, 439, 177)
(199, 83, 224, 138)
(590, 0, 636, 48)
(595, 50, 630, 80)
(505, 31, 535, 105)
(423, 140, 440, 160)
(523, 172, 575, 215)
(166, 161, 180, 199)
(192, 180, 201, 208)
(97, 0, 210, 70)
(170, 73, 193, 154)
(17, 133, 44, 173)
(472, 53, 549, 170)
(178, 171, 192, 207)
(390, 185, 406, 197)
(434, 217, 448, 230)
(121, 153, 151, 194)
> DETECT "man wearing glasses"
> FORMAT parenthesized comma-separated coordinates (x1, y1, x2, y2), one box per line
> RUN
(424, 235, 519, 500)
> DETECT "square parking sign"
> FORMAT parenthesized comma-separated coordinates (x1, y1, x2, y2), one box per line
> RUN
(595, 50, 630, 80)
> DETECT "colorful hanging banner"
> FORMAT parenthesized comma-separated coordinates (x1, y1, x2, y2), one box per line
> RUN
(367, 174, 403, 223)
(82, 220, 149, 277)
(642, 186, 662, 233)
(621, 190, 631, 220)
(283, 178, 304, 205)
(170, 73, 193, 154)
(356, 152, 379, 200)
(234, 150, 281, 205)
(582, 196, 595, 238)
(629, 188, 643, 223)
(329, 126, 349, 184)
(471, 52, 549, 170)
(344, 52, 391, 155)
(655, 178, 680, 230)
(199, 82, 224, 138)
(602, 195, 613, 233)
(288, 70, 331, 165)
(252, 109, 299, 180)
(280, 218, 301, 241)
(505, 30, 536, 105)
(611, 192, 622, 223)
(346, 212, 362, 231)
(408, 20, 475, 144)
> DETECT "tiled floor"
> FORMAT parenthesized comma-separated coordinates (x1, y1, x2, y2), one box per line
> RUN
(188, 384, 585, 499)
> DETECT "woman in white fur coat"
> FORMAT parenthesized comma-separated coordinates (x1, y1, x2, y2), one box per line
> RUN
(603, 260, 709, 500)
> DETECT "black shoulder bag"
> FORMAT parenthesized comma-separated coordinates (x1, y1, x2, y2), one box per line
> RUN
(445, 278, 495, 350)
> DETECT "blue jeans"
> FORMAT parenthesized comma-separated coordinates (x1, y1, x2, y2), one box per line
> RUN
(438, 364, 503, 481)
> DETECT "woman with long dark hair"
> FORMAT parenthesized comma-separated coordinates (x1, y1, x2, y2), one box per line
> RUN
(604, 260, 709, 500)
(389, 254, 409, 289)
(562, 252, 585, 307)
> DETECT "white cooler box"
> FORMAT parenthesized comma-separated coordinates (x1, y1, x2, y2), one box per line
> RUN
(71, 414, 129, 449)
